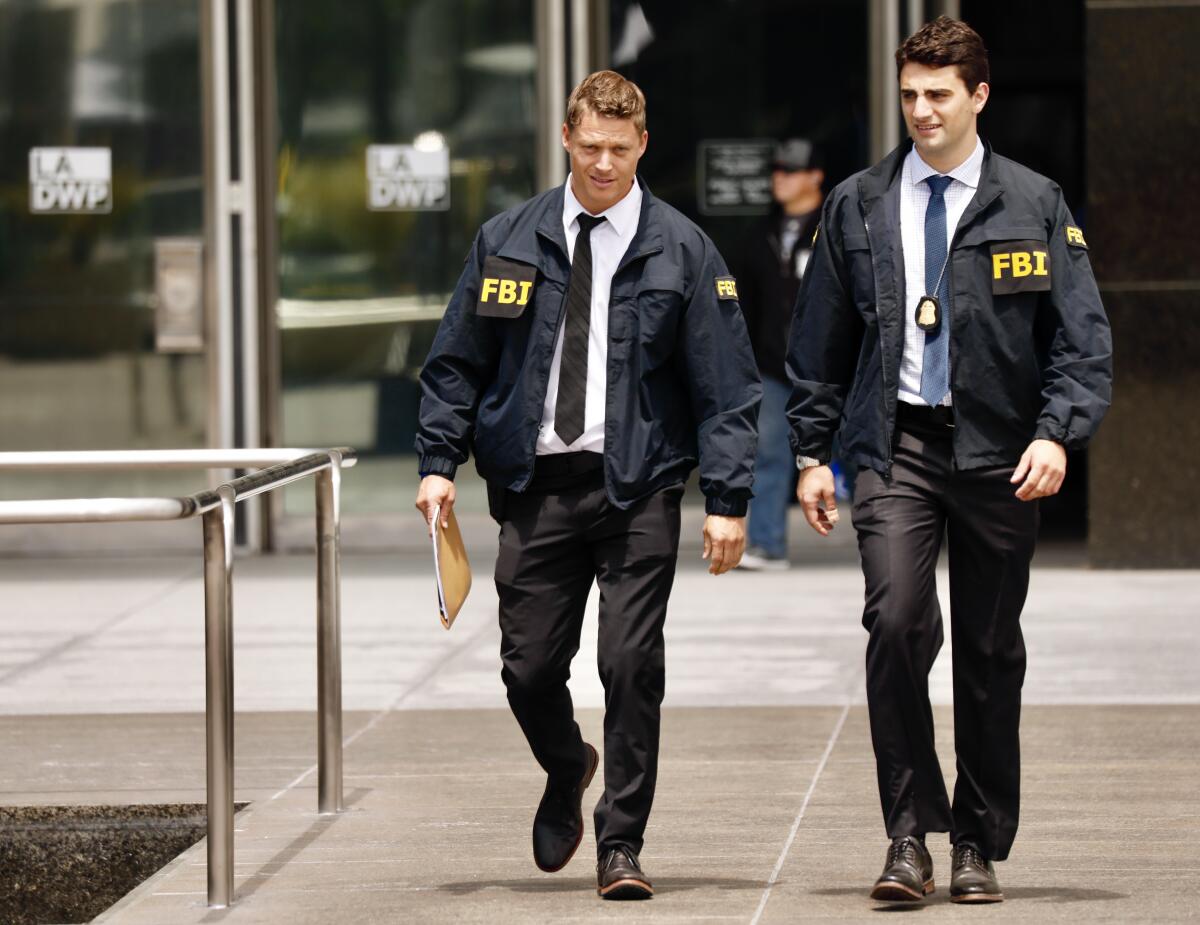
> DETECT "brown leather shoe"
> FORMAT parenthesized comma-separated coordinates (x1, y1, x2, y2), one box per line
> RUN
(597, 846, 653, 900)
(870, 835, 934, 902)
(950, 843, 1003, 903)
(532, 742, 599, 872)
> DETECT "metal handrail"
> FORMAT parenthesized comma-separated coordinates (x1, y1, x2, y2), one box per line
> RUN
(0, 448, 355, 908)
(0, 447, 356, 470)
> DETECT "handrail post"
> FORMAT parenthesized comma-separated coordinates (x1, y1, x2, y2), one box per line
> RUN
(203, 485, 236, 907)
(315, 451, 344, 814)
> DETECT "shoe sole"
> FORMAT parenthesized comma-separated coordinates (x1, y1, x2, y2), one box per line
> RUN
(950, 891, 1004, 904)
(736, 559, 789, 571)
(534, 743, 600, 873)
(869, 878, 934, 902)
(598, 878, 653, 900)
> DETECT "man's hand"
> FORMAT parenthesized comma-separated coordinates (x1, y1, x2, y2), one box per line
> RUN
(702, 515, 746, 575)
(797, 465, 840, 536)
(415, 475, 456, 534)
(1010, 439, 1067, 501)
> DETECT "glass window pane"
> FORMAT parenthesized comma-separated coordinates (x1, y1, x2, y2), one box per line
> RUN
(608, 0, 869, 262)
(275, 0, 537, 516)
(0, 0, 206, 501)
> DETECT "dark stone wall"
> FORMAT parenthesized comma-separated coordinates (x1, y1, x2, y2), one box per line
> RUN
(1086, 1, 1200, 567)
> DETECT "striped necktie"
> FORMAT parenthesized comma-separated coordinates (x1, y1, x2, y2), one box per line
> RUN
(554, 212, 606, 445)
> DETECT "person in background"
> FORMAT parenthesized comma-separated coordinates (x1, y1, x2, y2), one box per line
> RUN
(737, 139, 824, 570)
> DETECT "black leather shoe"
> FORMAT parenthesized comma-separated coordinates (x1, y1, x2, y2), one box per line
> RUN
(532, 742, 599, 872)
(950, 843, 1003, 903)
(597, 846, 653, 900)
(870, 835, 934, 902)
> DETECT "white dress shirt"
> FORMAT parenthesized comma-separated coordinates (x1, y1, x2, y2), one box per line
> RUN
(897, 137, 984, 407)
(536, 175, 642, 455)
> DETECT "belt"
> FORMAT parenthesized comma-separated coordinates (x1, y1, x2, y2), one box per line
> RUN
(533, 451, 604, 476)
(527, 451, 604, 493)
(896, 401, 955, 429)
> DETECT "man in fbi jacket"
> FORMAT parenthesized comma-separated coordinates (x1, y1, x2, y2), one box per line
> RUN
(414, 70, 760, 901)
(786, 17, 1112, 905)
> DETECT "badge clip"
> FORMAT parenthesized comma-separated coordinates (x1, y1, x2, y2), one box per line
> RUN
(915, 295, 941, 334)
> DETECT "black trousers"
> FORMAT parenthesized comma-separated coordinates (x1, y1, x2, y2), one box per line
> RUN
(852, 408, 1039, 861)
(493, 453, 682, 855)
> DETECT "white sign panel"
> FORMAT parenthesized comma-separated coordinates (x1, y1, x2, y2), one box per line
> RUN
(367, 145, 450, 212)
(29, 147, 113, 214)
(697, 139, 774, 216)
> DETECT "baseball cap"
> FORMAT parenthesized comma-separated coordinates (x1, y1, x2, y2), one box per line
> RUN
(771, 138, 824, 172)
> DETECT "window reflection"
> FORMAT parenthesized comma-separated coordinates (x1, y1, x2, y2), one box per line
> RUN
(275, 0, 536, 513)
(0, 0, 205, 504)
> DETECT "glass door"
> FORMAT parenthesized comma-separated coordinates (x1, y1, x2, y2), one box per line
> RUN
(0, 1, 208, 520)
(272, 0, 538, 527)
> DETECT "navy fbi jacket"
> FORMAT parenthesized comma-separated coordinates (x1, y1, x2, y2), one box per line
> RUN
(415, 178, 761, 516)
(787, 142, 1112, 475)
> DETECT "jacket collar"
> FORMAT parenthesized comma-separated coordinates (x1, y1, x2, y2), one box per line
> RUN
(859, 139, 1004, 214)
(535, 175, 663, 272)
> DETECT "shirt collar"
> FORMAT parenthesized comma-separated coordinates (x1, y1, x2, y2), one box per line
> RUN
(562, 174, 642, 237)
(907, 136, 984, 190)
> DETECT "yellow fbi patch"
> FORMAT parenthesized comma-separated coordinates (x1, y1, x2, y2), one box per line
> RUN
(714, 276, 739, 300)
(990, 241, 1051, 294)
(476, 256, 536, 318)
(480, 277, 532, 305)
(1065, 225, 1088, 249)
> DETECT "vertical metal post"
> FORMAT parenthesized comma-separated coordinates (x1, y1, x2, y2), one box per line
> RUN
(253, 0, 283, 551)
(906, 0, 925, 39)
(315, 453, 344, 814)
(932, 0, 960, 20)
(535, 0, 567, 193)
(869, 0, 902, 164)
(569, 0, 590, 90)
(589, 0, 611, 71)
(203, 486, 236, 907)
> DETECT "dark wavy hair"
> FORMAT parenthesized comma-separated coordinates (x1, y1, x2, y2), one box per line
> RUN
(896, 16, 990, 93)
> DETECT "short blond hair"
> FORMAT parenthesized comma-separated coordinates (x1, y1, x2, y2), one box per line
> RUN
(565, 70, 646, 134)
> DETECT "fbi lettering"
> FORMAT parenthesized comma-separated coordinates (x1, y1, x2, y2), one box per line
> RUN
(476, 256, 537, 318)
(714, 276, 739, 300)
(480, 277, 533, 306)
(989, 241, 1051, 295)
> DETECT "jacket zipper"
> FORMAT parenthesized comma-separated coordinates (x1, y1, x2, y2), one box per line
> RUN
(863, 216, 896, 478)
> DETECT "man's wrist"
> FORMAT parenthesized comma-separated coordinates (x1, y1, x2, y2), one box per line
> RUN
(418, 455, 458, 480)
(796, 455, 827, 471)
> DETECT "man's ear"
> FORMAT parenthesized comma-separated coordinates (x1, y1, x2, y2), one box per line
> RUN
(972, 81, 990, 114)
(561, 122, 571, 151)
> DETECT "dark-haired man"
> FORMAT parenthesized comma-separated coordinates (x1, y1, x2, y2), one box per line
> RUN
(415, 70, 760, 900)
(786, 17, 1111, 904)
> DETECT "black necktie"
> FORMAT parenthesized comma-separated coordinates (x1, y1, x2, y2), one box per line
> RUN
(554, 212, 606, 446)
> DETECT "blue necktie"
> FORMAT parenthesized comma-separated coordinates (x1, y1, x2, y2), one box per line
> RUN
(920, 174, 953, 406)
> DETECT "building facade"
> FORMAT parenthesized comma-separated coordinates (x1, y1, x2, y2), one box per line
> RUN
(0, 0, 1193, 563)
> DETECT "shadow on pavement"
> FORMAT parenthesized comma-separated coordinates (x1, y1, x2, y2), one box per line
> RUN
(438, 875, 767, 895)
(812, 885, 1130, 904)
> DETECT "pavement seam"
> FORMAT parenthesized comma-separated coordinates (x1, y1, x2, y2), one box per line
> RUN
(267, 612, 496, 804)
(749, 671, 861, 925)
(0, 564, 198, 688)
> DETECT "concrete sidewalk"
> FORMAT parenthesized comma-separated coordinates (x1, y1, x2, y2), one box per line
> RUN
(2, 510, 1199, 922)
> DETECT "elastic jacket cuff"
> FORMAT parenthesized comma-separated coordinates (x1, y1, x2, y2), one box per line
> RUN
(1033, 422, 1068, 446)
(418, 455, 458, 480)
(705, 496, 748, 517)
